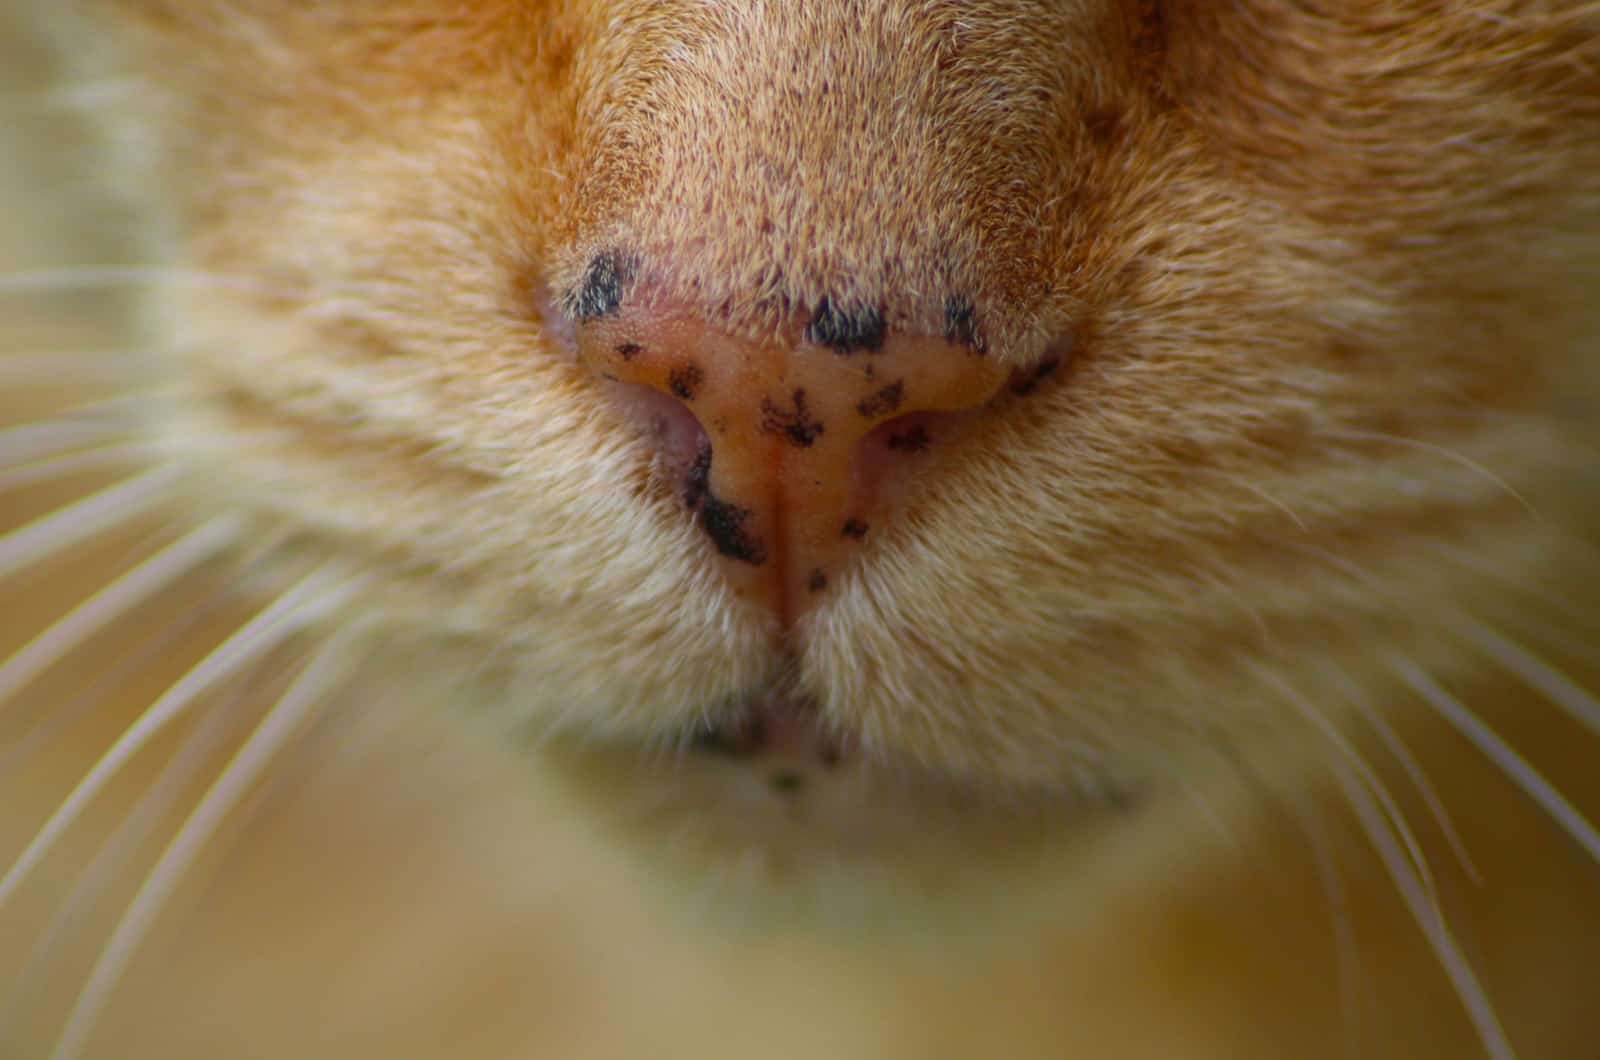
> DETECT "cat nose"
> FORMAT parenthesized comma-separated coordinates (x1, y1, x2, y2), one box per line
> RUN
(573, 292, 1010, 628)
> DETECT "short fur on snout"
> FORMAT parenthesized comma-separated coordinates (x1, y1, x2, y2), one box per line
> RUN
(5, 0, 1600, 1058)
(70, 0, 1600, 788)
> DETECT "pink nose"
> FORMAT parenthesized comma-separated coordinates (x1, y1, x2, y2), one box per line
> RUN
(571, 266, 1010, 627)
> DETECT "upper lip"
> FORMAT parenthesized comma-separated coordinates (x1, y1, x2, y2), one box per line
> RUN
(690, 691, 846, 766)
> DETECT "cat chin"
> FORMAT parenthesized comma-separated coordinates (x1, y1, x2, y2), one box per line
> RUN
(524, 720, 1146, 934)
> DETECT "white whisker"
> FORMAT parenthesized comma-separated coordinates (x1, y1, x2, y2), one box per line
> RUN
(1456, 620, 1600, 738)
(1330, 764, 1517, 1060)
(0, 465, 180, 581)
(50, 635, 354, 1060)
(0, 266, 287, 299)
(1251, 662, 1448, 915)
(1424, 541, 1600, 664)
(0, 582, 234, 779)
(0, 567, 357, 913)
(1201, 468, 1310, 532)
(1171, 765, 1242, 850)
(0, 420, 130, 470)
(1320, 427, 1535, 514)
(0, 78, 134, 115)
(33, 390, 167, 420)
(1391, 657, 1600, 865)
(0, 353, 150, 387)
(0, 443, 160, 494)
(0, 673, 253, 1037)
(1319, 663, 1480, 885)
(1278, 787, 1365, 1059)
(0, 516, 241, 707)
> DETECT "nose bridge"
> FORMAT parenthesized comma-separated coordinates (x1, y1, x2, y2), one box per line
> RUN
(577, 297, 1009, 627)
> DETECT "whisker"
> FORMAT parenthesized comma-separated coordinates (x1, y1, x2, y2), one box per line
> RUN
(1455, 620, 1600, 738)
(1171, 765, 1243, 850)
(0, 390, 176, 459)
(0, 420, 131, 470)
(1318, 427, 1536, 515)
(1197, 467, 1310, 532)
(1424, 539, 1600, 662)
(0, 570, 239, 779)
(0, 669, 255, 1038)
(1318, 662, 1481, 885)
(1281, 789, 1365, 1060)
(30, 390, 168, 419)
(1390, 657, 1600, 865)
(0, 465, 181, 581)
(0, 78, 135, 115)
(0, 516, 242, 708)
(0, 353, 153, 387)
(0, 566, 358, 913)
(0, 266, 291, 300)
(50, 635, 355, 1060)
(0, 443, 160, 494)
(1330, 763, 1517, 1060)
(1250, 662, 1448, 915)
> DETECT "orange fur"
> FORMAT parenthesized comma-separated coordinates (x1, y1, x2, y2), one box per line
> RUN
(3, 1, 1599, 1057)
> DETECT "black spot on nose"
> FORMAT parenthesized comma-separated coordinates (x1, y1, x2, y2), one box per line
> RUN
(683, 443, 712, 509)
(566, 250, 636, 321)
(669, 363, 705, 401)
(682, 445, 766, 565)
(807, 296, 886, 354)
(841, 518, 869, 540)
(761, 389, 825, 448)
(856, 380, 905, 419)
(700, 494, 766, 565)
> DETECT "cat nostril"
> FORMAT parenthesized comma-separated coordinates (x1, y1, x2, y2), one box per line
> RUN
(569, 280, 1026, 627)
(596, 379, 709, 489)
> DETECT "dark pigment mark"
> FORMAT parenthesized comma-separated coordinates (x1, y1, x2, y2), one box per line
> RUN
(700, 496, 766, 565)
(944, 296, 981, 350)
(684, 443, 712, 510)
(807, 296, 886, 354)
(856, 380, 905, 419)
(564, 250, 635, 321)
(1011, 355, 1063, 397)
(683, 444, 765, 564)
(669, 363, 705, 401)
(616, 342, 643, 361)
(841, 518, 869, 540)
(761, 389, 825, 447)
(807, 569, 828, 593)
(886, 425, 931, 453)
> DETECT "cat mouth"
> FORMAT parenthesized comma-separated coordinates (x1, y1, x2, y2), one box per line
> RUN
(687, 693, 850, 779)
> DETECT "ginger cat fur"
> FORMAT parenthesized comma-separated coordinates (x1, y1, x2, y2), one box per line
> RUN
(2, 2, 1599, 1058)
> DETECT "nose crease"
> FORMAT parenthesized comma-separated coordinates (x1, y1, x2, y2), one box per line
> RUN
(575, 292, 1011, 629)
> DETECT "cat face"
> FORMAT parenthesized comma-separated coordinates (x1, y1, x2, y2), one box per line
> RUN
(89, 0, 1600, 803)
